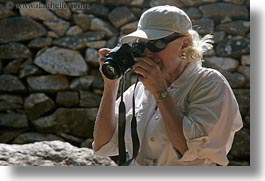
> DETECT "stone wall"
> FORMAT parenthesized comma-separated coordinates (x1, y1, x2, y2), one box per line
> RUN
(0, 0, 249, 165)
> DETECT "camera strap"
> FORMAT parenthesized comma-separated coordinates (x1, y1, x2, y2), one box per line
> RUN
(118, 76, 140, 166)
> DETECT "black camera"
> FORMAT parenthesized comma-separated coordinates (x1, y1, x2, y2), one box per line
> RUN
(102, 43, 145, 80)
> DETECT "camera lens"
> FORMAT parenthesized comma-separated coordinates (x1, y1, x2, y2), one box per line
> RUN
(102, 61, 121, 80)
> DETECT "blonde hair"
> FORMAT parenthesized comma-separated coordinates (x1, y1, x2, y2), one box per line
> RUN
(185, 30, 214, 62)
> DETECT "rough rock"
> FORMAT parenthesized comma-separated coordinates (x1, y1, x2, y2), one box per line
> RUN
(70, 75, 95, 90)
(12, 132, 64, 144)
(0, 17, 47, 43)
(28, 37, 53, 49)
(43, 18, 70, 37)
(0, 141, 116, 166)
(0, 43, 31, 59)
(193, 18, 214, 35)
(56, 91, 79, 107)
(0, 74, 27, 93)
(215, 36, 250, 58)
(19, 2, 58, 21)
(90, 17, 117, 38)
(0, 112, 29, 128)
(53, 32, 105, 49)
(27, 75, 69, 93)
(34, 47, 88, 76)
(204, 56, 239, 71)
(31, 108, 98, 138)
(0, 94, 23, 111)
(79, 91, 101, 108)
(199, 3, 249, 20)
(216, 21, 250, 36)
(46, 0, 72, 20)
(108, 7, 135, 28)
(73, 14, 93, 31)
(24, 93, 55, 121)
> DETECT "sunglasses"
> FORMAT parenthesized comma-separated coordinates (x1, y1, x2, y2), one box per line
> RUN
(132, 33, 184, 53)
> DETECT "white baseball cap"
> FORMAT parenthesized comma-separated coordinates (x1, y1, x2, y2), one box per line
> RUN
(120, 5, 192, 43)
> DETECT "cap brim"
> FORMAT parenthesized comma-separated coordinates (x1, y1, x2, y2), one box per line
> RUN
(120, 29, 173, 43)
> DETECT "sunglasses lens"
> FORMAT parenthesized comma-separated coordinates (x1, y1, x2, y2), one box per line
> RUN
(147, 40, 166, 52)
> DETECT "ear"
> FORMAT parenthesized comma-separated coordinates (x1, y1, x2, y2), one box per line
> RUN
(180, 36, 192, 52)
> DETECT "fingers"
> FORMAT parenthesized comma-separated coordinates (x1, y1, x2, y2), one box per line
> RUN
(98, 48, 111, 58)
(132, 57, 161, 77)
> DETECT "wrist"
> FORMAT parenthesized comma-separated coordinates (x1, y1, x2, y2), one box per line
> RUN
(155, 88, 170, 102)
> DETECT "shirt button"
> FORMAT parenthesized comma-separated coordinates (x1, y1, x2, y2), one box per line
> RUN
(155, 115, 160, 120)
(150, 137, 155, 142)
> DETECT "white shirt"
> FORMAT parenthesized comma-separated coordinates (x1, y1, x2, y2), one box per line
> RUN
(93, 62, 243, 166)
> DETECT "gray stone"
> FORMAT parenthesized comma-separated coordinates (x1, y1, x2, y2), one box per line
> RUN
(56, 91, 79, 107)
(55, 108, 98, 138)
(57, 133, 84, 146)
(85, 48, 100, 66)
(73, 14, 94, 31)
(43, 18, 70, 37)
(34, 47, 88, 76)
(24, 93, 55, 121)
(184, 7, 202, 20)
(12, 132, 64, 144)
(213, 31, 226, 44)
(0, 129, 27, 143)
(82, 4, 109, 18)
(81, 138, 94, 148)
(19, 64, 43, 78)
(0, 94, 23, 111)
(215, 36, 250, 58)
(66, 25, 83, 36)
(0, 17, 46, 44)
(233, 89, 250, 116)
(130, 0, 145, 6)
(150, 0, 184, 7)
(0, 141, 116, 166)
(47, 31, 60, 38)
(216, 21, 250, 36)
(70, 75, 95, 90)
(3, 59, 24, 74)
(229, 128, 249, 159)
(79, 91, 101, 108)
(31, 113, 57, 132)
(46, 0, 72, 20)
(221, 71, 246, 88)
(204, 56, 239, 71)
(108, 7, 136, 28)
(0, 74, 26, 93)
(28, 37, 53, 48)
(53, 32, 105, 50)
(193, 18, 214, 35)
(199, 3, 249, 21)
(0, 4, 16, 20)
(120, 21, 138, 34)
(86, 41, 106, 49)
(223, 0, 245, 5)
(32, 108, 98, 138)
(241, 55, 250, 66)
(19, 2, 58, 21)
(0, 112, 29, 129)
(27, 75, 69, 93)
(0, 43, 31, 59)
(237, 65, 250, 86)
(91, 17, 117, 38)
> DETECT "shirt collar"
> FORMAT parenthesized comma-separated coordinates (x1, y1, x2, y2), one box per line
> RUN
(171, 61, 202, 88)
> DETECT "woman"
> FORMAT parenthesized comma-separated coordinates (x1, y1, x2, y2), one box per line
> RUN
(93, 5, 243, 166)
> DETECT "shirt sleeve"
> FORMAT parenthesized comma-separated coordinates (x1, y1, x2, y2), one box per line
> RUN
(92, 84, 136, 157)
(180, 76, 243, 165)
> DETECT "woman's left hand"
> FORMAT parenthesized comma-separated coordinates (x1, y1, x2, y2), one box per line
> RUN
(132, 57, 167, 99)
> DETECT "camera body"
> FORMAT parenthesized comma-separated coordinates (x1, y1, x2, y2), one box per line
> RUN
(102, 43, 144, 80)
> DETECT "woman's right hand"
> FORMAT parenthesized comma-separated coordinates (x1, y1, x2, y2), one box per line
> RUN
(98, 48, 121, 86)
